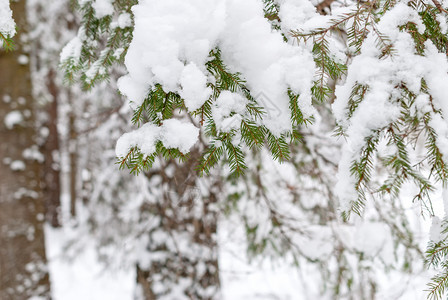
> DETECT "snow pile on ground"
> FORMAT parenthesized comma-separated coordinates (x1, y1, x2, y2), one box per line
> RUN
(47, 214, 433, 300)
(46, 226, 135, 300)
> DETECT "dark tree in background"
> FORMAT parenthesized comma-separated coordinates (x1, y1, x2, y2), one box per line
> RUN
(0, 0, 51, 298)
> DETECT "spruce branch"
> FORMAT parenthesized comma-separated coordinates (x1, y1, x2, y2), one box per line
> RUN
(0, 32, 14, 51)
(431, 0, 448, 14)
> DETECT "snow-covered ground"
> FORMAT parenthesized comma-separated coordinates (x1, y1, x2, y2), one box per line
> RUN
(46, 218, 432, 300)
(45, 222, 309, 300)
(45, 185, 437, 300)
(46, 227, 135, 300)
(219, 221, 314, 300)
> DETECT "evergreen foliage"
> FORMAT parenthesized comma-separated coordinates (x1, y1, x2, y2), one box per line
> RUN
(427, 238, 448, 299)
(61, 0, 136, 86)
(0, 32, 14, 51)
(61, 1, 312, 178)
(61, 0, 448, 298)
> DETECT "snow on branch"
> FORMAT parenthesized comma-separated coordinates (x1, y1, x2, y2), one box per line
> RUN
(0, 0, 15, 50)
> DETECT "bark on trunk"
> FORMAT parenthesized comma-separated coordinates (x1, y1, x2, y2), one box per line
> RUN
(137, 150, 220, 299)
(0, 1, 51, 298)
(42, 68, 61, 227)
(69, 101, 77, 218)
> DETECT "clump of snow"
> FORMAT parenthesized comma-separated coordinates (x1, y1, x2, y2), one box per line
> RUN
(23, 146, 45, 163)
(60, 37, 82, 63)
(277, 0, 319, 32)
(14, 188, 39, 200)
(3, 94, 11, 103)
(116, 123, 160, 157)
(219, 0, 315, 135)
(117, 13, 132, 29)
(333, 3, 448, 212)
(92, 0, 114, 19)
(10, 160, 25, 171)
(353, 222, 392, 257)
(115, 119, 199, 157)
(118, 0, 225, 107)
(297, 226, 333, 260)
(429, 114, 448, 160)
(113, 48, 124, 59)
(4, 110, 23, 129)
(179, 63, 212, 111)
(437, 14, 448, 34)
(118, 0, 317, 137)
(430, 216, 444, 243)
(443, 188, 448, 219)
(0, 0, 15, 38)
(212, 91, 247, 132)
(46, 227, 135, 300)
(335, 150, 358, 213)
(84, 60, 107, 83)
(160, 119, 200, 153)
(423, 41, 448, 122)
(18, 54, 29, 65)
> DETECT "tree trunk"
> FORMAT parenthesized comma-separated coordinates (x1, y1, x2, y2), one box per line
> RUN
(42, 68, 61, 227)
(137, 150, 220, 299)
(0, 1, 51, 298)
(69, 100, 77, 218)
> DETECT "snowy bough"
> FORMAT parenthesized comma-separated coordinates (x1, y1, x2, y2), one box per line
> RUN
(60, 0, 448, 298)
(0, 0, 15, 50)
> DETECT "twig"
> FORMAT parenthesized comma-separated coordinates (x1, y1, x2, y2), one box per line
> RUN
(432, 0, 448, 14)
(316, 0, 336, 15)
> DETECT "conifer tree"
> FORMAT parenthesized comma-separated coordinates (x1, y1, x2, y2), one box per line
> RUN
(0, 0, 50, 298)
(61, 0, 448, 298)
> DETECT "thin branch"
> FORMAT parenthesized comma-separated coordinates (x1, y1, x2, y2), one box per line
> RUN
(432, 0, 448, 14)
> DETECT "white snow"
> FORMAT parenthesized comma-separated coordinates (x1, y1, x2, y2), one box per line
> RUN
(4, 110, 23, 129)
(114, 0, 320, 157)
(18, 54, 29, 65)
(10, 160, 25, 171)
(179, 62, 212, 111)
(23, 146, 45, 163)
(48, 217, 429, 300)
(117, 0, 317, 144)
(46, 227, 135, 300)
(40, 1, 448, 299)
(443, 188, 448, 219)
(92, 0, 114, 19)
(430, 216, 444, 243)
(3, 94, 11, 103)
(212, 91, 247, 132)
(159, 119, 200, 153)
(115, 119, 199, 157)
(117, 13, 132, 29)
(0, 0, 15, 38)
(332, 2, 448, 212)
(219, 0, 315, 135)
(60, 37, 82, 63)
(277, 0, 318, 33)
(115, 122, 161, 157)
